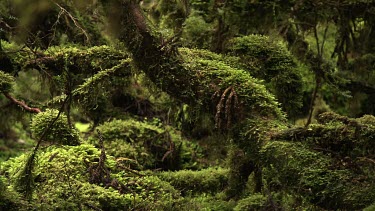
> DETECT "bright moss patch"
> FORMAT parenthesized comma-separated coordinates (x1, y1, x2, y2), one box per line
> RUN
(157, 167, 229, 196)
(30, 109, 80, 145)
(1, 144, 181, 210)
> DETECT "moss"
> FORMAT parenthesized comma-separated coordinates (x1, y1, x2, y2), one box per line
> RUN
(275, 112, 375, 159)
(180, 48, 285, 124)
(0, 70, 15, 92)
(30, 109, 80, 145)
(89, 118, 202, 170)
(233, 194, 267, 211)
(0, 176, 29, 210)
(175, 193, 235, 211)
(157, 167, 229, 196)
(1, 144, 182, 210)
(181, 12, 213, 49)
(260, 140, 374, 210)
(227, 35, 304, 117)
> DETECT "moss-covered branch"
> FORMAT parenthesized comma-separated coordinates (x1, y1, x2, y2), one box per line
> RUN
(3, 92, 41, 113)
(104, 0, 284, 123)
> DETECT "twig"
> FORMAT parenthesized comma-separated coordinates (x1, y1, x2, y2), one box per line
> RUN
(52, 1, 90, 44)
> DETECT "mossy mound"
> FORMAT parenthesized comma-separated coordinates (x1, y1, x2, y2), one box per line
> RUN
(157, 167, 229, 196)
(233, 194, 268, 211)
(1, 144, 181, 210)
(176, 193, 236, 211)
(88, 118, 202, 170)
(30, 109, 80, 145)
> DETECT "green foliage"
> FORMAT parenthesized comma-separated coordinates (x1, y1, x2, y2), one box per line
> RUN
(2, 1, 375, 209)
(42, 45, 128, 76)
(233, 194, 267, 211)
(227, 35, 304, 117)
(365, 203, 375, 211)
(176, 193, 235, 211)
(157, 167, 229, 195)
(30, 109, 80, 145)
(89, 118, 202, 170)
(71, 58, 132, 123)
(0, 70, 15, 92)
(181, 11, 213, 49)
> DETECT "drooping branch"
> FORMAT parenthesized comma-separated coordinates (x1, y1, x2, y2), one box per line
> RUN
(2, 92, 41, 113)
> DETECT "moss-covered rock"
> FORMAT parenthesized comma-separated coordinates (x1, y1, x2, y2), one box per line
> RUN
(30, 109, 80, 145)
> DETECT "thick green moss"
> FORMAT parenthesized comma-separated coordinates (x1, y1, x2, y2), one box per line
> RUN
(1, 144, 181, 210)
(180, 48, 285, 124)
(261, 140, 375, 210)
(175, 193, 235, 211)
(157, 167, 229, 196)
(0, 176, 29, 210)
(275, 112, 375, 158)
(227, 35, 304, 116)
(30, 109, 80, 145)
(89, 118, 202, 170)
(233, 194, 267, 211)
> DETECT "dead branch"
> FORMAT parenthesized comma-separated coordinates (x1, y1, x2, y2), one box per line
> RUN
(52, 1, 90, 44)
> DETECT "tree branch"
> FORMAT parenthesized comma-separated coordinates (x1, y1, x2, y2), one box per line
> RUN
(2, 92, 41, 113)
